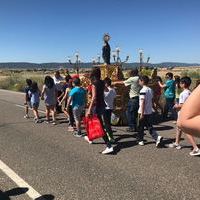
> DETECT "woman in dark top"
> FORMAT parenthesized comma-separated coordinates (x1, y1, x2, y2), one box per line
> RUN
(102, 41, 111, 65)
(102, 33, 111, 65)
(86, 67, 113, 154)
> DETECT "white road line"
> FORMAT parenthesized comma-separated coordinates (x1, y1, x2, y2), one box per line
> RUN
(0, 89, 24, 95)
(0, 160, 42, 199)
(16, 104, 46, 114)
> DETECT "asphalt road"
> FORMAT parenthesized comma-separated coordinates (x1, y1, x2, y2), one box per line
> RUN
(0, 89, 200, 200)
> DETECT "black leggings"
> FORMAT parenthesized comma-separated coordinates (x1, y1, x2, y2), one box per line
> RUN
(95, 108, 112, 148)
(68, 105, 75, 127)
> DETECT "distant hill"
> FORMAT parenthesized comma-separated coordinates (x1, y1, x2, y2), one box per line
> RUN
(0, 62, 199, 69)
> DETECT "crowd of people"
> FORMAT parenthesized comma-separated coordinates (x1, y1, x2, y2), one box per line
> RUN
(23, 67, 200, 156)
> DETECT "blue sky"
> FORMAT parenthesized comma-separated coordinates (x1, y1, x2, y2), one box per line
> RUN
(0, 0, 200, 63)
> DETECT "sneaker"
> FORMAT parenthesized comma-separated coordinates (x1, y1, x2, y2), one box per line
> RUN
(35, 119, 41, 123)
(138, 141, 144, 146)
(52, 121, 57, 125)
(102, 147, 114, 154)
(84, 136, 93, 144)
(109, 138, 115, 144)
(73, 131, 83, 138)
(168, 142, 182, 150)
(126, 128, 134, 132)
(67, 126, 74, 132)
(45, 120, 50, 124)
(24, 115, 29, 119)
(189, 148, 200, 156)
(156, 136, 163, 147)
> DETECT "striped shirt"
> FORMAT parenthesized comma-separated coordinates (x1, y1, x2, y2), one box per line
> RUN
(138, 86, 153, 115)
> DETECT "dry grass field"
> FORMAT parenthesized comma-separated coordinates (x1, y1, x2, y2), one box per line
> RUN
(0, 66, 200, 91)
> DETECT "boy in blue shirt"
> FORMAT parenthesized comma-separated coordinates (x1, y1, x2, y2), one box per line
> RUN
(66, 78, 86, 137)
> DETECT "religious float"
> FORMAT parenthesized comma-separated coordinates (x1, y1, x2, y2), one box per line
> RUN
(68, 33, 161, 125)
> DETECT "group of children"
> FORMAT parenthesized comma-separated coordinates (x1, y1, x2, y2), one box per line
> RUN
(23, 68, 200, 155)
(24, 76, 57, 124)
(23, 69, 117, 154)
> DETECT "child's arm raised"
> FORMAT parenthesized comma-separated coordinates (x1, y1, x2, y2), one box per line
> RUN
(41, 85, 45, 100)
(60, 88, 68, 105)
(173, 103, 182, 111)
(140, 99, 145, 119)
(86, 85, 96, 116)
(178, 85, 200, 138)
(158, 81, 166, 89)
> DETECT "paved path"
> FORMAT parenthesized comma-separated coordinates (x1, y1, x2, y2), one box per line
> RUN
(0, 89, 200, 200)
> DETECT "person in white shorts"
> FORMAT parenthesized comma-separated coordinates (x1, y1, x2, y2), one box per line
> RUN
(169, 76, 200, 156)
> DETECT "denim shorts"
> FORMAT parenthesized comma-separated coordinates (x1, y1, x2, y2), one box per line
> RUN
(26, 101, 32, 108)
(73, 106, 84, 121)
(31, 102, 39, 109)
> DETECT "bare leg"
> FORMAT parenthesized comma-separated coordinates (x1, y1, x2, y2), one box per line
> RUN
(75, 120, 81, 132)
(33, 108, 39, 119)
(25, 105, 29, 115)
(175, 127, 182, 144)
(186, 133, 198, 150)
(46, 107, 50, 121)
(63, 109, 69, 118)
(51, 106, 56, 122)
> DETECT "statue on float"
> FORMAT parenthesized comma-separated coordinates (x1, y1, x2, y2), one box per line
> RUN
(102, 33, 111, 65)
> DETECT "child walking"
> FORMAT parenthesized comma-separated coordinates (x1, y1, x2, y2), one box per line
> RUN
(66, 78, 86, 137)
(60, 79, 75, 131)
(24, 79, 32, 119)
(41, 76, 57, 125)
(104, 77, 116, 142)
(28, 82, 41, 123)
(169, 77, 200, 156)
(137, 75, 163, 147)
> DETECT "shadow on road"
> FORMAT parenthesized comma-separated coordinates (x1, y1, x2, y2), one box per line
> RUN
(0, 187, 28, 200)
(154, 125, 174, 131)
(35, 194, 55, 200)
(113, 140, 139, 154)
(114, 133, 137, 142)
(0, 187, 55, 200)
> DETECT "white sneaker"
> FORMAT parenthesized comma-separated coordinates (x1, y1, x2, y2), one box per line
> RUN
(138, 141, 144, 146)
(102, 147, 114, 154)
(168, 142, 182, 150)
(189, 148, 200, 156)
(35, 119, 40, 123)
(156, 136, 163, 147)
(52, 121, 57, 125)
(24, 115, 29, 119)
(84, 136, 93, 144)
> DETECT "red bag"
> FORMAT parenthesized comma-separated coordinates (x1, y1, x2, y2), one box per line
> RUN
(83, 115, 105, 141)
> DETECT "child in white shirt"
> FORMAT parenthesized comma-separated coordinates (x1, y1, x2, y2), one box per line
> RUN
(104, 77, 116, 142)
(137, 75, 163, 147)
(169, 76, 200, 156)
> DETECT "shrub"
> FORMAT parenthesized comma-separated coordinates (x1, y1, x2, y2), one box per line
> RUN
(0, 74, 45, 92)
(181, 69, 200, 79)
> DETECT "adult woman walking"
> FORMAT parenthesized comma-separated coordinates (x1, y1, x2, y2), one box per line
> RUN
(86, 67, 114, 154)
(53, 70, 64, 113)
